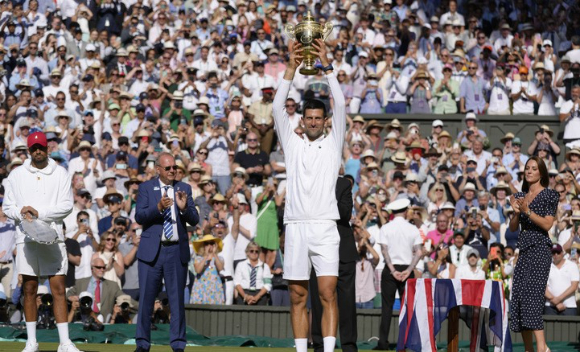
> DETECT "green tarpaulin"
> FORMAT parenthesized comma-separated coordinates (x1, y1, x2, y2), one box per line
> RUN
(1, 324, 579, 350)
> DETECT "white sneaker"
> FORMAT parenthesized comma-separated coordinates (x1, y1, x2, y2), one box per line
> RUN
(57, 342, 84, 352)
(22, 342, 39, 352)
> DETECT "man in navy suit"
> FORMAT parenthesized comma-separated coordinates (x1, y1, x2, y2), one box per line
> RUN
(134, 153, 199, 352)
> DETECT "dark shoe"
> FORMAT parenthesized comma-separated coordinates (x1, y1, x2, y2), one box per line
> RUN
(173, 349, 184, 352)
(134, 348, 150, 352)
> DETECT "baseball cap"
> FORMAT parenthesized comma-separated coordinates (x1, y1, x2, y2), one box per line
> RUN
(551, 243, 563, 254)
(467, 248, 480, 258)
(432, 119, 444, 127)
(28, 132, 47, 148)
(34, 88, 44, 97)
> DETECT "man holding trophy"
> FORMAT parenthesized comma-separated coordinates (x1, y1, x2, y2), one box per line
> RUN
(3, 132, 78, 352)
(273, 13, 345, 352)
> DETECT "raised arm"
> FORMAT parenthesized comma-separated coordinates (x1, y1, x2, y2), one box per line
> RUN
(273, 40, 304, 148)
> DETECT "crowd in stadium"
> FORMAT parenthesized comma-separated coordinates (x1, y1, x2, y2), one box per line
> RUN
(0, 0, 580, 328)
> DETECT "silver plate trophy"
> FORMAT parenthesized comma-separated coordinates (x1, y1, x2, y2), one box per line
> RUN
(19, 218, 59, 245)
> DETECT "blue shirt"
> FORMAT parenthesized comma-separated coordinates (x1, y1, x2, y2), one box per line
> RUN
(460, 77, 487, 112)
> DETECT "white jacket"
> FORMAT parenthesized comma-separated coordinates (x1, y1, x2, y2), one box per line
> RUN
(3, 158, 73, 244)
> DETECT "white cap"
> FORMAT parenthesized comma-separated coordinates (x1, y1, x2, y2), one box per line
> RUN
(432, 119, 444, 127)
(465, 112, 477, 120)
(418, 57, 428, 64)
(79, 291, 93, 300)
(237, 193, 248, 205)
(359, 51, 369, 58)
(386, 198, 411, 212)
(543, 39, 552, 47)
(86, 43, 96, 52)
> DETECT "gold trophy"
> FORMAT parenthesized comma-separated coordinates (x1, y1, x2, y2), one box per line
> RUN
(284, 12, 334, 75)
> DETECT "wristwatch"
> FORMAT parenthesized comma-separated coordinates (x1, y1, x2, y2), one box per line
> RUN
(526, 209, 532, 217)
(321, 64, 334, 72)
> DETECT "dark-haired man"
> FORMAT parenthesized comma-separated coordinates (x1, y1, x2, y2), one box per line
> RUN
(3, 132, 79, 352)
(273, 39, 346, 352)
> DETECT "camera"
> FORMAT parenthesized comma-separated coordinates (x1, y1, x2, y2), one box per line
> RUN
(539, 128, 545, 134)
(120, 302, 131, 312)
(80, 218, 89, 225)
(471, 208, 478, 218)
(479, 204, 486, 211)
(37, 294, 55, 330)
(79, 295, 93, 309)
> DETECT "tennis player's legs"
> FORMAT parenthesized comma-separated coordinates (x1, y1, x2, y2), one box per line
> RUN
(18, 241, 73, 349)
(284, 222, 340, 349)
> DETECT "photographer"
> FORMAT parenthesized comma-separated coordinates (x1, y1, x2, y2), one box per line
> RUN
(67, 258, 123, 323)
(36, 285, 55, 330)
(464, 208, 491, 258)
(408, 71, 432, 114)
(110, 295, 135, 324)
(67, 291, 103, 331)
(118, 223, 141, 300)
(536, 71, 559, 116)
(559, 85, 580, 144)
(359, 73, 383, 114)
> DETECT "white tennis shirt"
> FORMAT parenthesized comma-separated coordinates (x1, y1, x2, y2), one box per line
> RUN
(273, 72, 346, 223)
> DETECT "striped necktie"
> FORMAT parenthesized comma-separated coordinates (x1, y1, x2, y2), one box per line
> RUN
(163, 186, 173, 240)
(250, 265, 257, 289)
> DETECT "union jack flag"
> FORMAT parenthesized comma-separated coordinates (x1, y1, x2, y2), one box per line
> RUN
(397, 279, 512, 352)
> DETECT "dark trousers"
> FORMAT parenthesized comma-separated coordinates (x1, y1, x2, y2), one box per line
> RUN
(235, 289, 269, 305)
(544, 306, 577, 316)
(377, 264, 413, 350)
(309, 261, 358, 352)
(136, 244, 187, 350)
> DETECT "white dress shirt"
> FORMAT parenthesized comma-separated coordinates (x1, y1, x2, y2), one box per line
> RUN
(378, 217, 422, 265)
(159, 180, 178, 242)
(272, 73, 346, 222)
(546, 259, 580, 308)
(233, 258, 272, 291)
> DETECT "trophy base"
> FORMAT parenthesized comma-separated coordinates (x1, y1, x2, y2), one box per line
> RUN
(300, 66, 319, 76)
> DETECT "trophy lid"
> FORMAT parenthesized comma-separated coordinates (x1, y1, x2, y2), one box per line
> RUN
(303, 11, 316, 23)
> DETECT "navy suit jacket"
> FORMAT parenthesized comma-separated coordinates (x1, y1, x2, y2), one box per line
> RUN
(135, 178, 199, 264)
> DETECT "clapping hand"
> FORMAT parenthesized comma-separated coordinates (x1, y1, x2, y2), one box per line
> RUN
(158, 191, 174, 212)
(175, 190, 188, 210)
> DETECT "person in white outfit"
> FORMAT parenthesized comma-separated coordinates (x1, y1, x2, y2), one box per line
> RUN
(2, 132, 81, 352)
(272, 39, 346, 352)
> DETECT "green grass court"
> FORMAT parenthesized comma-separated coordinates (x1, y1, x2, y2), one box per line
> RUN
(0, 343, 343, 352)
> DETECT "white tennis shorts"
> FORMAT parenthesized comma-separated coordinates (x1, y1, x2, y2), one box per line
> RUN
(17, 241, 67, 277)
(283, 221, 340, 281)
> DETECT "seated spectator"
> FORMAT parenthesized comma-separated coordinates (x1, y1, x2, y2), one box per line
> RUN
(426, 213, 454, 257)
(270, 234, 289, 307)
(482, 243, 507, 281)
(545, 244, 579, 316)
(449, 232, 473, 268)
(234, 241, 272, 306)
(91, 231, 124, 289)
(190, 235, 225, 305)
(426, 243, 456, 279)
(463, 209, 491, 258)
(455, 248, 485, 280)
(67, 257, 124, 323)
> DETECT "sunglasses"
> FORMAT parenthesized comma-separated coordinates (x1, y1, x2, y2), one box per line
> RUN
(285, 104, 296, 107)
(197, 151, 208, 155)
(469, 66, 477, 70)
(247, 138, 258, 142)
(105, 238, 116, 242)
(233, 172, 245, 178)
(163, 165, 178, 171)
(248, 249, 259, 253)
(204, 241, 216, 246)
(93, 265, 106, 269)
